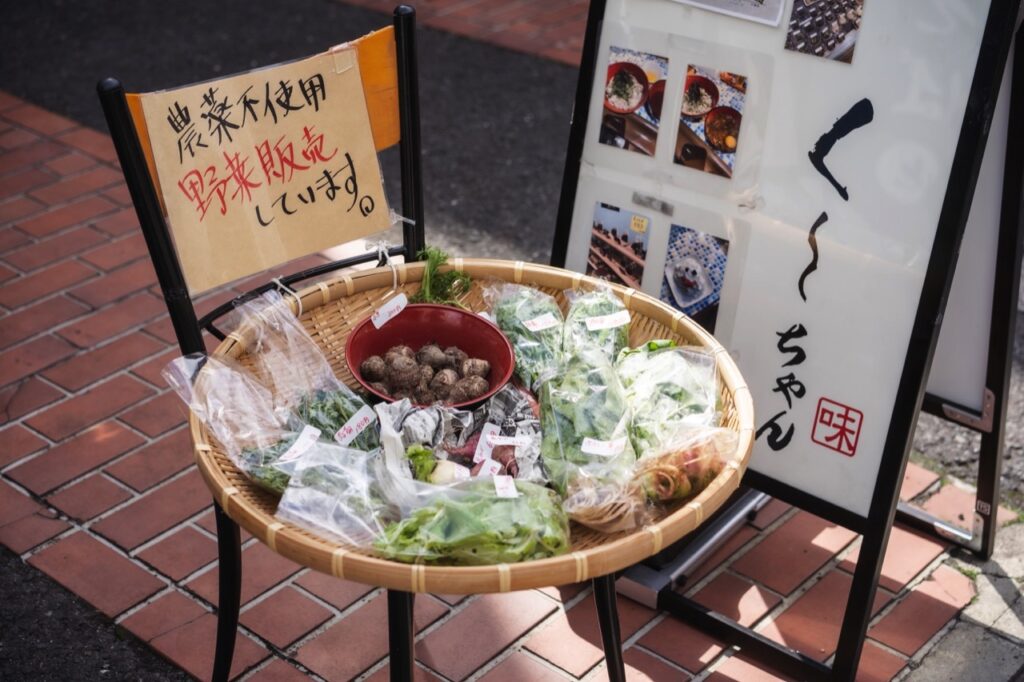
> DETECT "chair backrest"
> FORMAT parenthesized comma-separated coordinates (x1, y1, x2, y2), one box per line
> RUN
(97, 5, 424, 356)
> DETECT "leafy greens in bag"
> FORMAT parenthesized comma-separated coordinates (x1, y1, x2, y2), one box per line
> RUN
(374, 480, 570, 565)
(562, 287, 630, 361)
(616, 340, 719, 456)
(490, 284, 564, 391)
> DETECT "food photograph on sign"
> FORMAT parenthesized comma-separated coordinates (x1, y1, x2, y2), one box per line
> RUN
(784, 0, 864, 63)
(675, 65, 746, 179)
(660, 224, 729, 333)
(586, 202, 650, 290)
(673, 0, 785, 26)
(599, 46, 669, 157)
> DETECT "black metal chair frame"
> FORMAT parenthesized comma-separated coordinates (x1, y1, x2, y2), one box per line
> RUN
(96, 6, 628, 681)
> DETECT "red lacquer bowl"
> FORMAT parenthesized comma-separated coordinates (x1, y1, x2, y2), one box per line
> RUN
(604, 62, 649, 115)
(345, 303, 515, 408)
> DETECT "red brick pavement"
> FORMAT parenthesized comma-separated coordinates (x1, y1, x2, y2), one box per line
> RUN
(0, 33, 1014, 679)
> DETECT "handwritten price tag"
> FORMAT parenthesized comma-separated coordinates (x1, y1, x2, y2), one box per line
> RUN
(524, 312, 560, 332)
(276, 425, 322, 464)
(487, 434, 531, 448)
(473, 423, 502, 463)
(581, 436, 628, 457)
(452, 463, 471, 481)
(475, 459, 502, 479)
(371, 292, 408, 329)
(585, 309, 630, 331)
(493, 475, 519, 498)
(334, 405, 376, 446)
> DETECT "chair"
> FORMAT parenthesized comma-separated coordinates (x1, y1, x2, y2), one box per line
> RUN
(97, 7, 428, 680)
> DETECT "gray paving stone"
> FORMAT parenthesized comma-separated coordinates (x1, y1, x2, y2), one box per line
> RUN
(904, 621, 1024, 681)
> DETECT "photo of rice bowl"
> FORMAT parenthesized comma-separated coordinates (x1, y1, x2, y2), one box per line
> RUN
(599, 46, 669, 158)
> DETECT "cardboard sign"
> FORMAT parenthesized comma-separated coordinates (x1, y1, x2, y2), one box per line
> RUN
(140, 48, 390, 294)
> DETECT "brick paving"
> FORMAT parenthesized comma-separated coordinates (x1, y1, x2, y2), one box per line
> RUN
(0, 35, 1019, 680)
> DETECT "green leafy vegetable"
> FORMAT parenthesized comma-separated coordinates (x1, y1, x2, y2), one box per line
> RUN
(410, 246, 471, 308)
(374, 480, 570, 565)
(539, 351, 636, 496)
(563, 288, 629, 361)
(406, 444, 437, 482)
(616, 341, 719, 456)
(238, 436, 297, 495)
(295, 389, 379, 451)
(492, 285, 564, 390)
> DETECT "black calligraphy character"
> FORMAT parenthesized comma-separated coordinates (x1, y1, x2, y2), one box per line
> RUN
(316, 168, 341, 201)
(256, 205, 274, 227)
(776, 323, 807, 367)
(167, 102, 206, 163)
(808, 98, 873, 201)
(797, 212, 828, 302)
(296, 186, 316, 205)
(773, 373, 806, 409)
(274, 80, 304, 116)
(200, 87, 240, 144)
(299, 74, 326, 111)
(273, 193, 296, 216)
(237, 86, 261, 127)
(756, 411, 795, 451)
(166, 102, 191, 133)
(262, 82, 278, 124)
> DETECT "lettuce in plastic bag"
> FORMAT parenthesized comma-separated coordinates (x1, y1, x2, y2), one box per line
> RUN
(373, 479, 570, 565)
(562, 287, 630, 361)
(489, 283, 564, 391)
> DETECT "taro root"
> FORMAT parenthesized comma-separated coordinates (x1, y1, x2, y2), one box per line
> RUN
(413, 383, 436, 405)
(444, 346, 469, 373)
(385, 345, 415, 366)
(387, 355, 421, 389)
(461, 358, 490, 379)
(418, 364, 435, 385)
(430, 368, 459, 399)
(369, 381, 390, 396)
(360, 355, 387, 383)
(416, 343, 448, 370)
(448, 375, 490, 404)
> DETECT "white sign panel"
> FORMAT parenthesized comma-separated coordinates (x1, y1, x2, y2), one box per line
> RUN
(561, 0, 994, 517)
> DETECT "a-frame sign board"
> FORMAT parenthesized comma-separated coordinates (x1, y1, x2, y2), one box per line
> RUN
(549, 0, 1022, 679)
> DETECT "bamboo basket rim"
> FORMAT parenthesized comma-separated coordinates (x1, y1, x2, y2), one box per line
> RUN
(191, 258, 755, 594)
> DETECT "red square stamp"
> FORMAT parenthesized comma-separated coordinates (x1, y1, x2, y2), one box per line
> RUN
(811, 397, 863, 457)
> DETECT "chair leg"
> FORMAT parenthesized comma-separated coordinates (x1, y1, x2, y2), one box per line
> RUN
(212, 502, 242, 682)
(593, 574, 626, 682)
(387, 589, 416, 682)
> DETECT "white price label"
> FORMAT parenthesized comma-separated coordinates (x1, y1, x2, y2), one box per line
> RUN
(452, 463, 472, 481)
(475, 459, 502, 478)
(276, 425, 322, 463)
(585, 309, 630, 331)
(487, 434, 531, 448)
(493, 475, 519, 498)
(473, 423, 502, 463)
(371, 292, 408, 329)
(524, 312, 560, 332)
(334, 405, 377, 446)
(581, 436, 628, 457)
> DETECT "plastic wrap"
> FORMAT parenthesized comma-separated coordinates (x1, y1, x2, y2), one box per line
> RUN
(562, 286, 630, 361)
(373, 479, 571, 565)
(539, 350, 643, 532)
(274, 445, 395, 546)
(631, 427, 737, 503)
(228, 291, 380, 451)
(162, 354, 312, 495)
(616, 340, 719, 456)
(487, 283, 564, 391)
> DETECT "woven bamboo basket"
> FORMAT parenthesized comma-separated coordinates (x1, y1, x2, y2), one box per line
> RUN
(191, 258, 754, 594)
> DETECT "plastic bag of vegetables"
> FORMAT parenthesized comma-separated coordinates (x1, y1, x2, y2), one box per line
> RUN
(373, 479, 570, 565)
(562, 286, 630, 361)
(275, 444, 395, 546)
(616, 340, 719, 456)
(631, 427, 737, 503)
(487, 283, 564, 391)
(227, 291, 380, 451)
(162, 354, 319, 495)
(539, 350, 644, 532)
